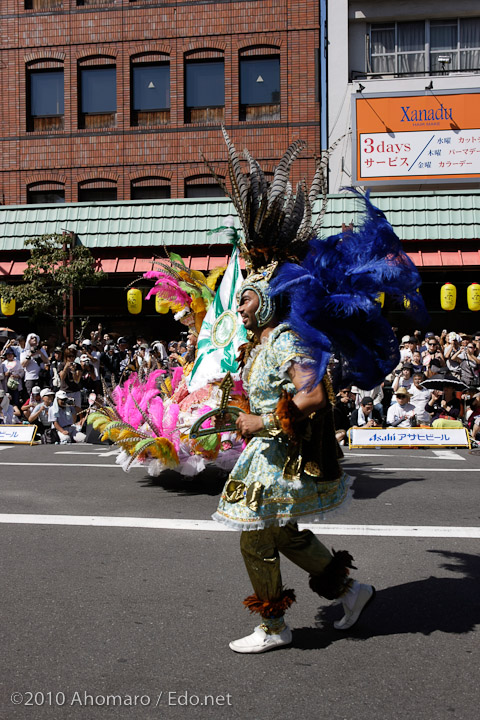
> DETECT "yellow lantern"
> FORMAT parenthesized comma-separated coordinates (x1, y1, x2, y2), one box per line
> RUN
(155, 294, 169, 314)
(1, 297, 16, 316)
(376, 292, 385, 308)
(127, 288, 142, 315)
(440, 282, 456, 311)
(467, 283, 480, 312)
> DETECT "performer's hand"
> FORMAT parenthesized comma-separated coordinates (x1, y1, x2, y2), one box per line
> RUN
(236, 412, 264, 437)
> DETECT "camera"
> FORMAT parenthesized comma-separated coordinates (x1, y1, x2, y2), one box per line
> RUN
(64, 397, 75, 405)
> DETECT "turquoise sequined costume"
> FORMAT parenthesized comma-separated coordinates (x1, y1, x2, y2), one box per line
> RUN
(213, 324, 351, 531)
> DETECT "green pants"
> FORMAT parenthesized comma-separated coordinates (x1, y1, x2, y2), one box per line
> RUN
(240, 522, 333, 603)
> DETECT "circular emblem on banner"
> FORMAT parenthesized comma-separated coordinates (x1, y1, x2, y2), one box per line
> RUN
(212, 310, 237, 348)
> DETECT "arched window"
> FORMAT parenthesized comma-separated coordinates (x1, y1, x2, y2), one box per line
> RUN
(26, 60, 64, 132)
(184, 174, 225, 199)
(78, 57, 116, 129)
(184, 50, 224, 124)
(239, 47, 280, 122)
(78, 179, 117, 202)
(130, 53, 170, 127)
(27, 181, 65, 204)
(131, 177, 171, 200)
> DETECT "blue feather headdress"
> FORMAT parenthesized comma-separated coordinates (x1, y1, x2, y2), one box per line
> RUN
(269, 189, 429, 390)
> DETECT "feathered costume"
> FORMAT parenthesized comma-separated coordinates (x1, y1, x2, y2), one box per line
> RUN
(88, 253, 247, 476)
(209, 128, 427, 649)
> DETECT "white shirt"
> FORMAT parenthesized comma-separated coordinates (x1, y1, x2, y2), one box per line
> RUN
(386, 402, 416, 428)
(409, 386, 432, 425)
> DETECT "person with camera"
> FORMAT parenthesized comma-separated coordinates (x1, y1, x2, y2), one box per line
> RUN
(79, 353, 97, 404)
(422, 338, 446, 378)
(386, 387, 417, 427)
(20, 333, 49, 396)
(0, 389, 22, 424)
(48, 390, 82, 443)
(449, 340, 480, 388)
(1, 346, 24, 407)
(59, 350, 83, 412)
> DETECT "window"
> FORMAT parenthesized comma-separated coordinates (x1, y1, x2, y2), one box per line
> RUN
(27, 184, 65, 204)
(78, 183, 117, 202)
(185, 60, 224, 123)
(240, 56, 280, 121)
(131, 63, 170, 126)
(369, 17, 480, 75)
(25, 0, 62, 9)
(27, 69, 64, 131)
(131, 178, 171, 199)
(79, 66, 116, 129)
(184, 176, 225, 198)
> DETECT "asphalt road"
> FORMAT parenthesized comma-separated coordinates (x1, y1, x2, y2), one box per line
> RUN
(0, 443, 478, 720)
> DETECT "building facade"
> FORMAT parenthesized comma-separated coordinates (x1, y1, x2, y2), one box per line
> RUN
(327, 0, 480, 327)
(0, 0, 323, 205)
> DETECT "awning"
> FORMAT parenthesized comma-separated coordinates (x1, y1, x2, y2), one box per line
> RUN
(407, 250, 480, 267)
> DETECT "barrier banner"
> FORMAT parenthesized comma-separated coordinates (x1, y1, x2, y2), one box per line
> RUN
(0, 424, 37, 445)
(348, 427, 471, 448)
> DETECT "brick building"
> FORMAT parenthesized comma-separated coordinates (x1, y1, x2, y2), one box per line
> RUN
(0, 0, 323, 205)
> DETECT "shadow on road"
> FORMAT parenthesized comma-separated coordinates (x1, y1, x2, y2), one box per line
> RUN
(136, 466, 228, 496)
(349, 467, 425, 500)
(293, 550, 480, 650)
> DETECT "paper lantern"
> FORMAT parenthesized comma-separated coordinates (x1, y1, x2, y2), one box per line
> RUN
(440, 283, 456, 311)
(467, 283, 480, 312)
(1, 297, 16, 316)
(127, 288, 142, 315)
(376, 292, 385, 308)
(155, 294, 169, 314)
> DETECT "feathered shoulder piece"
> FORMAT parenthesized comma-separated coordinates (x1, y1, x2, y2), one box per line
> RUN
(269, 189, 429, 390)
(143, 252, 226, 334)
(204, 127, 335, 275)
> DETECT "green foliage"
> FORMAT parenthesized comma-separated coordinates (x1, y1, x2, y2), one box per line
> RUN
(0, 233, 105, 322)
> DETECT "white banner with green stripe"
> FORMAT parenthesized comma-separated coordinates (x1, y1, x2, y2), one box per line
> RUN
(187, 249, 246, 392)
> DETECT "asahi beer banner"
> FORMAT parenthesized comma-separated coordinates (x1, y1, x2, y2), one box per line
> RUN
(348, 427, 471, 448)
(0, 424, 37, 444)
(352, 90, 480, 185)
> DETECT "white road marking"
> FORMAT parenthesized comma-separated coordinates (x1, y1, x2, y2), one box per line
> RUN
(55, 450, 119, 457)
(345, 467, 473, 472)
(0, 514, 478, 537)
(0, 462, 120, 468)
(0, 445, 13, 450)
(347, 452, 465, 461)
(431, 449, 465, 461)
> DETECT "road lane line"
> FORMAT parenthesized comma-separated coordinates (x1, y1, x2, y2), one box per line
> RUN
(347, 452, 464, 460)
(0, 514, 478, 537)
(432, 450, 465, 461)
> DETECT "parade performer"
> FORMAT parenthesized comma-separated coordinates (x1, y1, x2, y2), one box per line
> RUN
(88, 251, 248, 476)
(210, 128, 427, 653)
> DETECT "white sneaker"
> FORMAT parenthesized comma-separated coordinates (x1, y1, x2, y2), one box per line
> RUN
(334, 583, 375, 630)
(229, 624, 292, 654)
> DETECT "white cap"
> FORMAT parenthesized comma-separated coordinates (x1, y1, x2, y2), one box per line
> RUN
(31, 385, 41, 394)
(80, 354, 89, 362)
(56, 390, 68, 399)
(40, 388, 55, 398)
(82, 339, 91, 345)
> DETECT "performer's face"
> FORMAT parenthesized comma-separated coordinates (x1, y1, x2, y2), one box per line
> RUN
(238, 290, 259, 330)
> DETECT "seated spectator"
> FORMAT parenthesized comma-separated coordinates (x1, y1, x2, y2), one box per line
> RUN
(386, 387, 417, 428)
(409, 372, 432, 425)
(392, 363, 414, 395)
(422, 338, 446, 378)
(411, 350, 426, 375)
(351, 384, 384, 417)
(29, 388, 55, 438)
(334, 387, 355, 444)
(425, 385, 462, 424)
(21, 385, 42, 421)
(400, 336, 418, 363)
(0, 389, 21, 424)
(350, 397, 383, 428)
(48, 390, 84, 444)
(465, 393, 480, 441)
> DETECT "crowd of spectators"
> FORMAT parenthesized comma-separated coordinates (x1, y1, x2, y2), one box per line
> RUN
(0, 324, 196, 443)
(331, 329, 480, 445)
(1, 324, 479, 446)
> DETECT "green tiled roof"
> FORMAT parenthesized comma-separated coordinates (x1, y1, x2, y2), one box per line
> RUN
(0, 190, 479, 251)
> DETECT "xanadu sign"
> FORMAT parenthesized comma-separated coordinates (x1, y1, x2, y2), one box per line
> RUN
(352, 90, 480, 186)
(348, 427, 471, 448)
